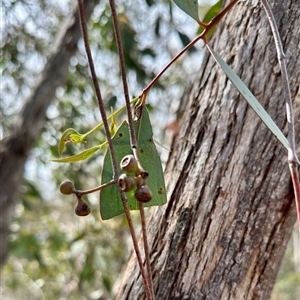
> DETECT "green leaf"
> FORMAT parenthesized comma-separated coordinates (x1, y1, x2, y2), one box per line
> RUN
(100, 108, 167, 220)
(202, 0, 222, 23)
(198, 0, 222, 38)
(51, 145, 101, 163)
(58, 128, 80, 156)
(69, 133, 85, 144)
(207, 45, 289, 150)
(174, 0, 199, 22)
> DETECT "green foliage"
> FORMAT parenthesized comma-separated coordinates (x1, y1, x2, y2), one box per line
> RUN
(52, 145, 103, 163)
(2, 0, 199, 297)
(100, 108, 167, 220)
(202, 0, 223, 22)
(174, 0, 200, 22)
(58, 128, 83, 156)
(207, 46, 289, 150)
(198, 0, 223, 38)
(2, 0, 297, 298)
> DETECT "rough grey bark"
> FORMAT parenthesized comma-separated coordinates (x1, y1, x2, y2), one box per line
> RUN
(0, 0, 100, 267)
(117, 1, 300, 299)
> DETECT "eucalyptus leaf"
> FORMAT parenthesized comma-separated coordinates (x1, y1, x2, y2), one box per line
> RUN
(207, 45, 289, 150)
(58, 128, 80, 156)
(52, 145, 101, 163)
(174, 0, 199, 22)
(100, 108, 167, 220)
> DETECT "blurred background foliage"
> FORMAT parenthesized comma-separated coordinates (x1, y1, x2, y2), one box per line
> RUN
(1, 0, 299, 299)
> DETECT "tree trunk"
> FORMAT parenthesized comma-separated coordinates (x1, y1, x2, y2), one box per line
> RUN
(0, 0, 100, 267)
(117, 1, 300, 299)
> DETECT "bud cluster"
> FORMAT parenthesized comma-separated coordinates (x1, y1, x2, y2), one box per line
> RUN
(59, 179, 91, 217)
(118, 154, 152, 203)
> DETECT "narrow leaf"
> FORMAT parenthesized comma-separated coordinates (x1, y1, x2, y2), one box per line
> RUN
(100, 108, 167, 220)
(174, 0, 199, 22)
(202, 0, 222, 23)
(207, 45, 289, 150)
(52, 145, 101, 163)
(58, 128, 80, 156)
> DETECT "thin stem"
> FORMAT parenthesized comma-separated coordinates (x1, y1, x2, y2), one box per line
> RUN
(75, 180, 116, 196)
(77, 0, 119, 180)
(123, 202, 153, 300)
(198, 20, 208, 28)
(108, 1, 154, 298)
(142, 34, 203, 94)
(139, 202, 154, 298)
(82, 97, 140, 139)
(261, 0, 298, 163)
(206, 0, 238, 31)
(261, 0, 300, 233)
(108, 0, 146, 178)
(77, 2, 151, 292)
(290, 166, 300, 233)
(142, 0, 239, 94)
(108, 0, 137, 150)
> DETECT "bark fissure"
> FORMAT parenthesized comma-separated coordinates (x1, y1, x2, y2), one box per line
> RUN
(156, 208, 192, 298)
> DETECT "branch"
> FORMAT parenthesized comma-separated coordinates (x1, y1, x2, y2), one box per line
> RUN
(77, 0, 120, 180)
(108, 1, 154, 298)
(261, 0, 300, 233)
(78, 1, 153, 298)
(142, 0, 239, 94)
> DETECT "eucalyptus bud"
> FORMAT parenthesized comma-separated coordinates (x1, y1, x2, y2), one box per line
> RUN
(120, 155, 139, 174)
(135, 185, 152, 203)
(118, 173, 136, 192)
(75, 196, 90, 216)
(60, 180, 75, 195)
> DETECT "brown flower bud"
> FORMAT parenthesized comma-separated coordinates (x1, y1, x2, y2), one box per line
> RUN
(75, 196, 90, 216)
(118, 173, 136, 192)
(135, 185, 152, 203)
(120, 155, 139, 174)
(60, 180, 75, 195)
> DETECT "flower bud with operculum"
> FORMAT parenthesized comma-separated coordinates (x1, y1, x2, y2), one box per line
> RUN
(120, 155, 139, 174)
(60, 180, 75, 195)
(75, 196, 91, 216)
(118, 173, 136, 192)
(135, 185, 152, 203)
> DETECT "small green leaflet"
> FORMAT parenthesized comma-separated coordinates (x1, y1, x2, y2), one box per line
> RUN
(198, 0, 222, 38)
(201, 0, 222, 24)
(207, 45, 289, 150)
(100, 108, 167, 220)
(52, 145, 102, 163)
(58, 128, 81, 156)
(174, 0, 199, 23)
